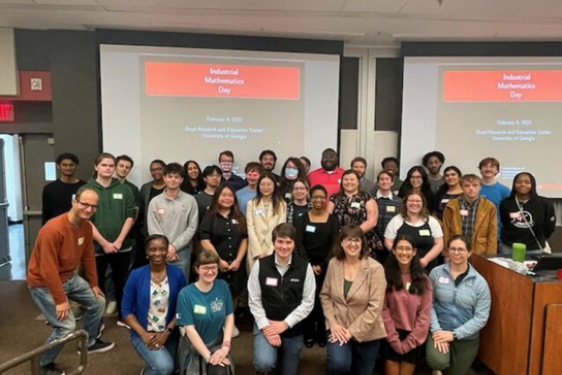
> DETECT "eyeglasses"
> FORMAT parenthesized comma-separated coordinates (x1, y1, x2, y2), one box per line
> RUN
(77, 201, 98, 210)
(449, 247, 468, 254)
(199, 265, 219, 273)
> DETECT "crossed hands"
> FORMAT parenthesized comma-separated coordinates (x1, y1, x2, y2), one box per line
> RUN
(262, 320, 289, 347)
(432, 330, 454, 354)
(328, 324, 352, 346)
(209, 346, 231, 367)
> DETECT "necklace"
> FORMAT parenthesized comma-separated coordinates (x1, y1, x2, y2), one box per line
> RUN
(151, 271, 167, 284)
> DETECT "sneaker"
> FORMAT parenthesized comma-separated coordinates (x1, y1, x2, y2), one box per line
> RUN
(96, 323, 105, 339)
(40, 363, 65, 375)
(140, 368, 145, 375)
(87, 339, 115, 354)
(117, 320, 131, 329)
(105, 301, 117, 315)
(232, 325, 240, 338)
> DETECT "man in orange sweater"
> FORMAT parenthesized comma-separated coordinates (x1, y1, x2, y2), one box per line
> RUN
(28, 187, 114, 375)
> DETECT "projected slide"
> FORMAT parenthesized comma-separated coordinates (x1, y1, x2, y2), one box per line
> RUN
(100, 45, 340, 185)
(402, 57, 562, 198)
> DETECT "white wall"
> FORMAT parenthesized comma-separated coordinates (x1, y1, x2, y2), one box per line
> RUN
(0, 28, 18, 96)
(0, 135, 23, 221)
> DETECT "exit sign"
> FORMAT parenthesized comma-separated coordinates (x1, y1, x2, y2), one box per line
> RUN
(0, 105, 14, 122)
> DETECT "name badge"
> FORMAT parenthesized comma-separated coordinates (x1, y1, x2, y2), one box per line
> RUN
(441, 199, 450, 204)
(460, 209, 469, 217)
(386, 206, 396, 213)
(194, 304, 207, 315)
(510, 212, 521, 219)
(306, 225, 316, 233)
(232, 219, 238, 224)
(265, 277, 278, 287)
(285, 193, 292, 199)
(113, 193, 123, 200)
(78, 237, 84, 246)
(254, 208, 264, 216)
(419, 229, 430, 236)
(350, 202, 361, 209)
(438, 276, 450, 284)
(157, 208, 166, 215)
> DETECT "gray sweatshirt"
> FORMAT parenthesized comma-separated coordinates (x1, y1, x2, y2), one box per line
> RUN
(147, 190, 198, 253)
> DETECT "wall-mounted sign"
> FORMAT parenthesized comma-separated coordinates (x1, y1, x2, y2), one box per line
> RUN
(0, 104, 14, 122)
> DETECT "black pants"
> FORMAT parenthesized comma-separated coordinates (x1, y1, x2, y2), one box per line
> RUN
(96, 252, 130, 320)
(303, 270, 326, 343)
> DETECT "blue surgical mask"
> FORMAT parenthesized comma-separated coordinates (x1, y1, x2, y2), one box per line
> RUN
(285, 168, 298, 179)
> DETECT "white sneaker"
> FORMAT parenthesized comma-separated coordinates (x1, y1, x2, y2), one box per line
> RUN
(105, 301, 117, 315)
(117, 320, 131, 329)
(232, 325, 240, 338)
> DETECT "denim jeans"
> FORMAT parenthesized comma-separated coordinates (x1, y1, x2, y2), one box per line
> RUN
(253, 324, 304, 375)
(29, 274, 105, 367)
(326, 333, 381, 375)
(131, 333, 179, 375)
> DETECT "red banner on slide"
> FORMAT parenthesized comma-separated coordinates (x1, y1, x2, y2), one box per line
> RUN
(443, 71, 562, 102)
(145, 62, 300, 100)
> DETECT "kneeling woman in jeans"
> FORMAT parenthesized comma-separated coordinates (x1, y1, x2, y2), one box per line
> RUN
(426, 235, 491, 375)
(176, 250, 235, 375)
(122, 234, 188, 375)
(320, 224, 387, 375)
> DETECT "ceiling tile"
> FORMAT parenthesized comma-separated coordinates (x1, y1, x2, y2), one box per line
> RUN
(0, 0, 34, 3)
(153, 0, 221, 10)
(34, 0, 98, 4)
(400, 0, 467, 18)
(221, 0, 282, 11)
(95, 0, 157, 6)
(341, 0, 410, 13)
(283, 0, 344, 12)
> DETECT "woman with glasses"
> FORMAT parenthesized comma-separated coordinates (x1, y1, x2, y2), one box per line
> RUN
(176, 251, 235, 375)
(384, 192, 444, 271)
(499, 172, 556, 255)
(286, 178, 311, 224)
(122, 234, 187, 375)
(327, 170, 379, 259)
(200, 184, 248, 338)
(180, 160, 205, 196)
(381, 236, 432, 375)
(426, 235, 491, 375)
(294, 184, 340, 348)
(246, 171, 287, 271)
(398, 166, 436, 214)
(434, 167, 463, 221)
(320, 225, 386, 375)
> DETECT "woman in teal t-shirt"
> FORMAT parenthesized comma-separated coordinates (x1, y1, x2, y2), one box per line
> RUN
(176, 251, 234, 375)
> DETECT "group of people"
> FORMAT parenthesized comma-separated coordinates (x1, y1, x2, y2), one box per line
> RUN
(29, 147, 556, 375)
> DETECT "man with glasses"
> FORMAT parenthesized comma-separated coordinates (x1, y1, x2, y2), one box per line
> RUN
(442, 174, 497, 256)
(248, 223, 315, 375)
(148, 162, 198, 281)
(42, 153, 86, 225)
(28, 187, 114, 375)
(219, 150, 247, 191)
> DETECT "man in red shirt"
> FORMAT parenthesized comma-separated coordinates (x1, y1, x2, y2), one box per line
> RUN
(28, 187, 114, 375)
(308, 148, 345, 199)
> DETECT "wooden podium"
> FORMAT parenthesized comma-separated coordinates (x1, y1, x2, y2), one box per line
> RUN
(471, 255, 562, 375)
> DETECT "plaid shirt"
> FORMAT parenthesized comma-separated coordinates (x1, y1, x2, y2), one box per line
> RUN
(459, 195, 480, 239)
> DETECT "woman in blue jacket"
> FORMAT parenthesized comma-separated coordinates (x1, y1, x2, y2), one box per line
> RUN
(122, 234, 187, 375)
(425, 234, 491, 375)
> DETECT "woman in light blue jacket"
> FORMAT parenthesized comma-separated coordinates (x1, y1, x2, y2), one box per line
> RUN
(426, 234, 491, 375)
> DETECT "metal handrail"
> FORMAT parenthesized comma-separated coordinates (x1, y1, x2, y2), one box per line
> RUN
(0, 329, 88, 375)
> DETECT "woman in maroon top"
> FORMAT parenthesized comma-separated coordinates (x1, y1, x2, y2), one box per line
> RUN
(381, 235, 433, 375)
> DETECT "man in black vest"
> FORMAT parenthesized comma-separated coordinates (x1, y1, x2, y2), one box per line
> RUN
(248, 223, 315, 375)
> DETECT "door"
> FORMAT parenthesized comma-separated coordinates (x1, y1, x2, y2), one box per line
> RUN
(0, 139, 9, 266)
(20, 134, 55, 265)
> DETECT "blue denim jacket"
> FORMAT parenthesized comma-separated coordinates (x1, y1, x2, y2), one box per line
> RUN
(429, 263, 491, 340)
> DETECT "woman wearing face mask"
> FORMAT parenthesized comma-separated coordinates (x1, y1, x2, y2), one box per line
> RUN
(384, 192, 444, 271)
(286, 178, 312, 224)
(122, 235, 187, 375)
(381, 236, 432, 375)
(180, 160, 205, 196)
(499, 172, 556, 255)
(279, 157, 308, 202)
(398, 166, 436, 214)
(246, 171, 287, 271)
(294, 184, 340, 348)
(374, 171, 403, 265)
(327, 170, 379, 260)
(434, 167, 463, 221)
(199, 184, 248, 338)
